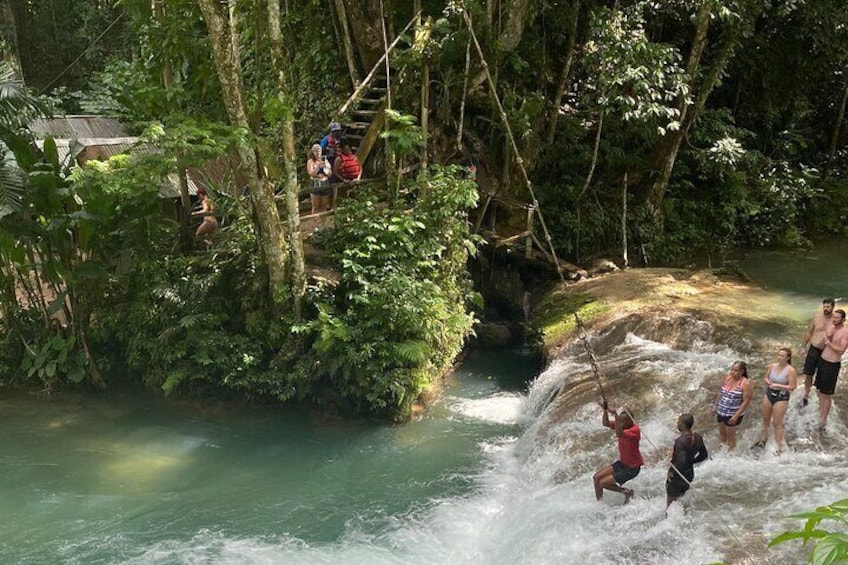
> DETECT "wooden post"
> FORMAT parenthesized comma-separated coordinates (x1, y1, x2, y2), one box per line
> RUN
(525, 207, 534, 258)
(421, 57, 429, 173)
(473, 193, 492, 234)
(621, 172, 628, 268)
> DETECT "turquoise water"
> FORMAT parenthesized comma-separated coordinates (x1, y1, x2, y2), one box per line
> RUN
(0, 349, 540, 563)
(4, 242, 848, 564)
(736, 240, 848, 299)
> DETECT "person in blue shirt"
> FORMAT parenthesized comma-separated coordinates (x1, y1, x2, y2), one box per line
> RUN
(320, 121, 344, 177)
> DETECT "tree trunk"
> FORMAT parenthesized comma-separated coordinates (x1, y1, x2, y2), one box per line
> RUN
(645, 0, 714, 224)
(343, 0, 383, 70)
(577, 110, 604, 202)
(227, 0, 241, 66)
(267, 0, 305, 320)
(546, 0, 580, 144)
(498, 0, 533, 54)
(826, 81, 848, 177)
(153, 1, 192, 245)
(420, 56, 429, 173)
(2, 0, 23, 80)
(332, 0, 359, 87)
(196, 0, 288, 302)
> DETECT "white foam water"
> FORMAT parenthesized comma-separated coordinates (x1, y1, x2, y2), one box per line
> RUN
(117, 330, 847, 564)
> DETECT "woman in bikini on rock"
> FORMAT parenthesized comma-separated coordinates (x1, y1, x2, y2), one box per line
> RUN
(753, 347, 797, 453)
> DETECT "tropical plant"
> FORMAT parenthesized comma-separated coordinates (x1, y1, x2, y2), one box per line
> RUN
(297, 166, 479, 419)
(769, 498, 848, 564)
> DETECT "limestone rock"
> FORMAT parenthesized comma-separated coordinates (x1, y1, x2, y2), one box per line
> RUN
(588, 259, 620, 277)
(475, 322, 514, 347)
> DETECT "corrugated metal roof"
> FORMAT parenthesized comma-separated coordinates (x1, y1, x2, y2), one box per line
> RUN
(30, 115, 130, 139)
(31, 117, 238, 199)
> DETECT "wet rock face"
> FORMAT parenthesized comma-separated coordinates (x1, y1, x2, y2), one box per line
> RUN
(475, 322, 515, 347)
(588, 259, 620, 277)
(592, 312, 717, 354)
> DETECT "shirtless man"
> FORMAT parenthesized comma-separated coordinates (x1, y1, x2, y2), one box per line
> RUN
(816, 308, 848, 429)
(593, 402, 644, 503)
(800, 298, 835, 407)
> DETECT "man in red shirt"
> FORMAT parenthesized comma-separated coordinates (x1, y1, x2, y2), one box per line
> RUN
(593, 401, 644, 503)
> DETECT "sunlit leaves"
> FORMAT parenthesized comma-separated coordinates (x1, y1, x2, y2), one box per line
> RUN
(582, 3, 688, 134)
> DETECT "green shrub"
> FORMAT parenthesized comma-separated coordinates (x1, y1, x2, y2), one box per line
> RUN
(298, 167, 479, 419)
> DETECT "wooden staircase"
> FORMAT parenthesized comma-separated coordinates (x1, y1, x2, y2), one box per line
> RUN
(341, 71, 389, 173)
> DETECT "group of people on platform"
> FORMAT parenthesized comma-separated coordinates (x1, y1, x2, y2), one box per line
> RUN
(187, 121, 365, 246)
(592, 297, 846, 512)
(305, 121, 362, 214)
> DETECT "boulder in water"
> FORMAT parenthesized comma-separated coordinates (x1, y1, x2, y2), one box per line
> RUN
(475, 322, 515, 347)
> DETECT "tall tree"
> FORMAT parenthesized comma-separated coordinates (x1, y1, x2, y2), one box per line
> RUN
(267, 0, 305, 320)
(195, 0, 288, 301)
(645, 1, 748, 225)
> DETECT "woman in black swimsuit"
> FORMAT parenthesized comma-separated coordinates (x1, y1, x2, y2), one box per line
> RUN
(753, 347, 797, 453)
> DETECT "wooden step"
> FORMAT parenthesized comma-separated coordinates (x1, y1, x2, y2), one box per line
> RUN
(359, 97, 384, 105)
(352, 109, 379, 116)
(345, 122, 370, 130)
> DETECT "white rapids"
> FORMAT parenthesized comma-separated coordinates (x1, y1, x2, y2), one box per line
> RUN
(126, 325, 848, 565)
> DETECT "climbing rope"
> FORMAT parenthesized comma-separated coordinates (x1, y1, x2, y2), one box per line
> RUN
(573, 313, 608, 405)
(572, 312, 765, 559)
(461, 10, 565, 282)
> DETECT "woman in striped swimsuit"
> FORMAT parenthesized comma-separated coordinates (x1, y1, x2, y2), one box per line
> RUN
(714, 361, 754, 452)
(753, 347, 797, 453)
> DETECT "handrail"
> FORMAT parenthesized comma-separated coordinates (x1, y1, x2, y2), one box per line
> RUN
(334, 10, 421, 119)
(478, 189, 537, 210)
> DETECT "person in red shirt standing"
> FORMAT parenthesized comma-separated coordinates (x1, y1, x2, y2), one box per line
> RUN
(593, 401, 644, 503)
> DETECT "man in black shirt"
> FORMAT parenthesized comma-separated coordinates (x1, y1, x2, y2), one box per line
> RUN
(666, 413, 709, 512)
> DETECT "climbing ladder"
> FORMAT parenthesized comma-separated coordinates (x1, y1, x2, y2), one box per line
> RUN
(343, 71, 388, 170)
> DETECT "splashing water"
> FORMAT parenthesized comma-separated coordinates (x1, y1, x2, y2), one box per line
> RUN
(4, 276, 848, 564)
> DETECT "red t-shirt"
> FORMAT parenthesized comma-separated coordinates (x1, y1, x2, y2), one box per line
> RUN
(617, 423, 644, 468)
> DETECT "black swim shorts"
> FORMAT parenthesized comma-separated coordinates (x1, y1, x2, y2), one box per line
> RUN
(612, 460, 641, 486)
(766, 388, 791, 405)
(666, 473, 692, 499)
(716, 413, 743, 427)
(803, 345, 823, 376)
(815, 359, 841, 395)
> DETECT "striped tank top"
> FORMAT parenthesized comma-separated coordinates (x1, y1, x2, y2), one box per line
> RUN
(716, 375, 747, 418)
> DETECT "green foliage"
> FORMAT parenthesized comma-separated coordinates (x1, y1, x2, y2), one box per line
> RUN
(769, 499, 848, 564)
(94, 244, 291, 400)
(21, 331, 87, 388)
(382, 110, 425, 162)
(11, 1, 132, 91)
(583, 4, 687, 131)
(297, 167, 479, 419)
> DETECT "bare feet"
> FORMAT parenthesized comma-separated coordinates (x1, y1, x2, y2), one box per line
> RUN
(623, 489, 634, 504)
